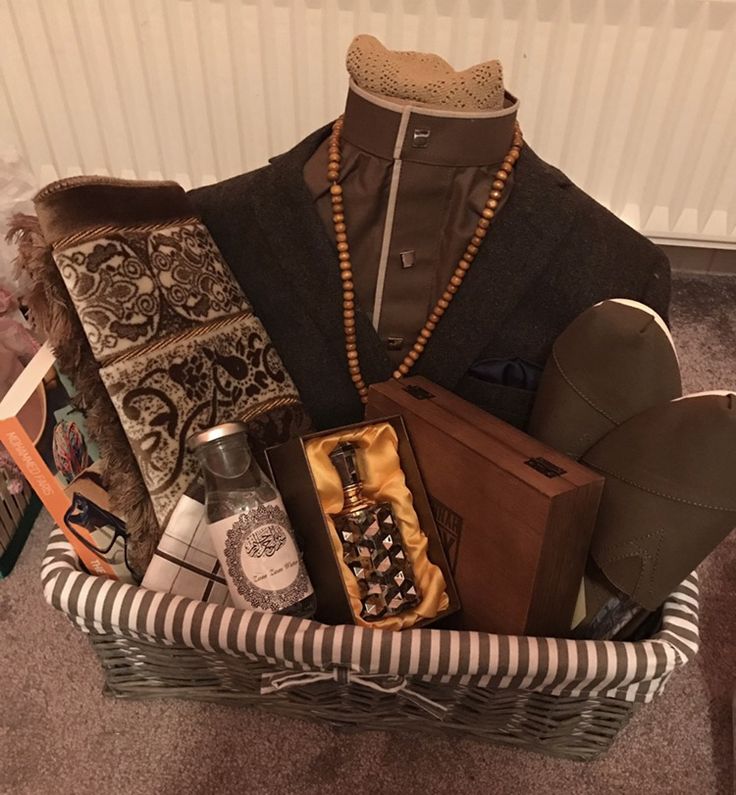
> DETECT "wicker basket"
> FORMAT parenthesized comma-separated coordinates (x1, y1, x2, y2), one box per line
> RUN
(42, 528, 699, 761)
(0, 471, 40, 578)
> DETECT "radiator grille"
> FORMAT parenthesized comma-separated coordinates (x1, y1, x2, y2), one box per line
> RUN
(1, 0, 734, 246)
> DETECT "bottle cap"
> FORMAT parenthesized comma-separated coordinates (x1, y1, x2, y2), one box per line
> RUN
(187, 421, 249, 451)
(329, 441, 362, 488)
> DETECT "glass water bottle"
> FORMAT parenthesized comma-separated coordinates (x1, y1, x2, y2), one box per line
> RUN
(189, 422, 315, 618)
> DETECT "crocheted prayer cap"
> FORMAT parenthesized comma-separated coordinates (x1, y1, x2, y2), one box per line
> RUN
(346, 34, 505, 111)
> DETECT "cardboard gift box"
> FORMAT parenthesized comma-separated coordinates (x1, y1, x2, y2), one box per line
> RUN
(266, 416, 459, 628)
(0, 343, 132, 581)
(366, 377, 604, 638)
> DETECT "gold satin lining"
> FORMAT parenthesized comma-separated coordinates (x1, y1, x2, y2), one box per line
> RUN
(305, 422, 449, 630)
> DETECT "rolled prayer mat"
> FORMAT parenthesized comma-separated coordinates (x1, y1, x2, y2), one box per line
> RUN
(11, 178, 308, 571)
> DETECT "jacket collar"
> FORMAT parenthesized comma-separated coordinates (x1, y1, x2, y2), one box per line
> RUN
(263, 126, 394, 391)
(259, 125, 576, 396)
(413, 148, 577, 388)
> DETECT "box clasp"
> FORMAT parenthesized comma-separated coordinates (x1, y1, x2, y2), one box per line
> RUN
(524, 457, 567, 478)
(403, 385, 436, 400)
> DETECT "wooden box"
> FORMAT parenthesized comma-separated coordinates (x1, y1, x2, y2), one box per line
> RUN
(366, 377, 604, 637)
(265, 416, 460, 628)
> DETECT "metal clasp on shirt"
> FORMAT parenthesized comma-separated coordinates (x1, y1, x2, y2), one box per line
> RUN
(412, 129, 431, 148)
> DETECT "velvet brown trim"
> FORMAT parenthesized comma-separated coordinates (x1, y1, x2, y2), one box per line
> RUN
(103, 308, 254, 367)
(33, 177, 192, 246)
(7, 213, 161, 573)
(52, 216, 199, 252)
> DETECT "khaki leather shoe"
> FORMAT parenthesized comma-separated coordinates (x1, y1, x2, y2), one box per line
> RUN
(528, 299, 682, 459)
(582, 392, 736, 613)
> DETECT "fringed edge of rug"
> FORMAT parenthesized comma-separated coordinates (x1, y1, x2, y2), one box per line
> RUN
(7, 213, 161, 573)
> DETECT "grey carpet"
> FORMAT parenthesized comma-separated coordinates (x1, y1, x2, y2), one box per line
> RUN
(1, 273, 735, 795)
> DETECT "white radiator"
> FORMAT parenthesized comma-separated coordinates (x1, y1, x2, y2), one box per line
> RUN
(1, 0, 735, 247)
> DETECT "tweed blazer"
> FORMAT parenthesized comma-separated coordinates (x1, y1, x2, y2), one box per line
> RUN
(189, 125, 670, 431)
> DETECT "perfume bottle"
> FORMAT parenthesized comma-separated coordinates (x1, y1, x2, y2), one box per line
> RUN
(189, 422, 315, 618)
(328, 441, 420, 621)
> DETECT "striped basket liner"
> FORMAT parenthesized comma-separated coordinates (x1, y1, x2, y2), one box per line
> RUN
(42, 527, 699, 706)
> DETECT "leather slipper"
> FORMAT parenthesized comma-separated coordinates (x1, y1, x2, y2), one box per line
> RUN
(528, 299, 682, 459)
(582, 391, 736, 613)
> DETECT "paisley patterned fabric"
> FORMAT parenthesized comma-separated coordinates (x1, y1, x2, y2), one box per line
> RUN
(31, 177, 307, 558)
(100, 312, 300, 524)
(54, 221, 250, 360)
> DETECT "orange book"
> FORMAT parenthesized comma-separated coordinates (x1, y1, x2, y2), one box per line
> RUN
(0, 344, 129, 580)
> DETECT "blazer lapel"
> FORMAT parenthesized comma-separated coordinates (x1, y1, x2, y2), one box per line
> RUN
(249, 134, 576, 402)
(251, 128, 394, 392)
(414, 147, 578, 389)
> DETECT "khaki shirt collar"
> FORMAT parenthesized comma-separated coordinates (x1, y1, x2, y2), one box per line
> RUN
(341, 81, 520, 167)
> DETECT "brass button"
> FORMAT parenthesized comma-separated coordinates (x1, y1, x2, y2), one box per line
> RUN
(385, 336, 404, 351)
